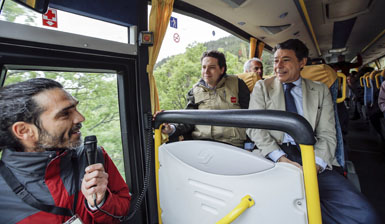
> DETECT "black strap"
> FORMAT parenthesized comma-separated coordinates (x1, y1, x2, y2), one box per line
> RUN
(0, 153, 79, 217)
(71, 154, 79, 214)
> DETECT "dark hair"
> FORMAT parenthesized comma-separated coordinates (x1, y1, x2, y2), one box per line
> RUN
(273, 39, 309, 61)
(357, 67, 374, 78)
(0, 78, 63, 150)
(200, 50, 227, 74)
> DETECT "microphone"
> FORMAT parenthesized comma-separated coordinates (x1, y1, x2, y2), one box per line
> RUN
(84, 135, 97, 202)
(85, 135, 97, 166)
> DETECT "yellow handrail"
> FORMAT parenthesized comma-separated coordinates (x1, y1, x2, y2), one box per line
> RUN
(298, 0, 321, 56)
(216, 195, 255, 224)
(360, 72, 370, 87)
(336, 72, 346, 103)
(361, 29, 385, 54)
(370, 71, 377, 80)
(300, 144, 322, 224)
(365, 74, 371, 88)
(154, 127, 162, 224)
(360, 76, 364, 87)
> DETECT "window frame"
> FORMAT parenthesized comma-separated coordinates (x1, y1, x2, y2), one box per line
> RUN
(0, 35, 142, 196)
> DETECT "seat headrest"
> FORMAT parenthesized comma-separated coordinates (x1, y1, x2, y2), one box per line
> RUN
(369, 70, 381, 80)
(236, 72, 262, 93)
(300, 64, 337, 88)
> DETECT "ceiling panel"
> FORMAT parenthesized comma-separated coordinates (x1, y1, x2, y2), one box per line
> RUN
(179, 0, 385, 64)
(180, 0, 318, 57)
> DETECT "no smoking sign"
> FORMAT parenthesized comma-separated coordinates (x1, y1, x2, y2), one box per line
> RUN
(173, 33, 180, 43)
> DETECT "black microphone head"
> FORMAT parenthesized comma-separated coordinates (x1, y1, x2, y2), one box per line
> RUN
(85, 135, 97, 166)
(84, 135, 97, 144)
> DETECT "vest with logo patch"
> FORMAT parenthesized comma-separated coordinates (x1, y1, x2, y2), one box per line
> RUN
(191, 75, 246, 147)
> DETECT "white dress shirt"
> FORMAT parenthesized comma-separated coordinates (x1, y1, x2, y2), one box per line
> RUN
(268, 77, 327, 171)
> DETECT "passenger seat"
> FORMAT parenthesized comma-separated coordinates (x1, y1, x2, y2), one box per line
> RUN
(301, 64, 361, 191)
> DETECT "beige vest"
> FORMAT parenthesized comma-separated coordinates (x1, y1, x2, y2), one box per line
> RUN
(191, 75, 246, 147)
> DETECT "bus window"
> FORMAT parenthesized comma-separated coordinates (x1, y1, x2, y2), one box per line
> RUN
(3, 70, 126, 179)
(261, 50, 273, 77)
(379, 55, 385, 69)
(368, 61, 377, 69)
(152, 10, 274, 110)
(0, 0, 128, 43)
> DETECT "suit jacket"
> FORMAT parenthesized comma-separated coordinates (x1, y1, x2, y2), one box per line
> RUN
(246, 76, 339, 168)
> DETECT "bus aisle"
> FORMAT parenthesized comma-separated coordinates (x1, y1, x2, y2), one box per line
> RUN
(345, 118, 385, 222)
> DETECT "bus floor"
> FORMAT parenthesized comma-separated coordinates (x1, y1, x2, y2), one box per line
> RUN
(345, 118, 385, 222)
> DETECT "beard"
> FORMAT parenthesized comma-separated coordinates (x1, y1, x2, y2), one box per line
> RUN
(35, 123, 83, 152)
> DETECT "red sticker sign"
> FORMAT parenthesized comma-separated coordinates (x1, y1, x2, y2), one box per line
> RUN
(173, 33, 180, 43)
(231, 97, 237, 103)
(42, 8, 58, 28)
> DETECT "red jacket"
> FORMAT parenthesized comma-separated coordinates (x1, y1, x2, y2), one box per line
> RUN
(0, 147, 130, 224)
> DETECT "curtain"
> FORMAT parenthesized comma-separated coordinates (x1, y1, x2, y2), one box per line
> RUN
(257, 41, 265, 59)
(249, 37, 257, 59)
(147, 0, 175, 114)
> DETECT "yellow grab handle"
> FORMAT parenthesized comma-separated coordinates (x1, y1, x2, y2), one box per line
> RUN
(216, 195, 255, 224)
(300, 144, 322, 224)
(365, 75, 371, 88)
(336, 72, 346, 103)
(360, 76, 364, 87)
(155, 127, 163, 224)
(375, 73, 381, 89)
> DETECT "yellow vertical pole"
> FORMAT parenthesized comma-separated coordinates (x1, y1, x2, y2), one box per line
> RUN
(299, 144, 322, 224)
(154, 127, 162, 224)
(336, 72, 346, 103)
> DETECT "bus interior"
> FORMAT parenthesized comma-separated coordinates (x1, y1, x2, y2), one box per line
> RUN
(0, 0, 384, 223)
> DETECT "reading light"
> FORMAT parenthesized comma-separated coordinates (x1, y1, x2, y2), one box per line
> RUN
(329, 47, 347, 53)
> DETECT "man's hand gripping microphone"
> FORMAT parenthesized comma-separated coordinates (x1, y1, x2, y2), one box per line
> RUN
(84, 135, 97, 202)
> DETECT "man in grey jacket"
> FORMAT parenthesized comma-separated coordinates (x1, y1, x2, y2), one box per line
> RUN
(247, 39, 379, 224)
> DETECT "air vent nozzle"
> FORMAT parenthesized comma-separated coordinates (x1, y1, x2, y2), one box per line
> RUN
(260, 24, 291, 35)
(325, 0, 373, 20)
(221, 0, 247, 8)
